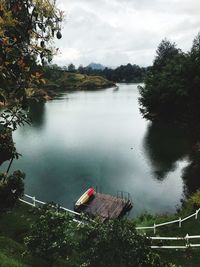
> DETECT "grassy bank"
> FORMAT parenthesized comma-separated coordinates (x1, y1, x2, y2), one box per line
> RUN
(135, 213, 200, 267)
(134, 191, 200, 267)
(0, 203, 48, 266)
(45, 72, 116, 91)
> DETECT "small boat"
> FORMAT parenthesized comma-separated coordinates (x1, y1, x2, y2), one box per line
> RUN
(75, 188, 95, 210)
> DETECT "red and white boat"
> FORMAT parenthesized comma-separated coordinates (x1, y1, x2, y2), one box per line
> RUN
(75, 188, 95, 210)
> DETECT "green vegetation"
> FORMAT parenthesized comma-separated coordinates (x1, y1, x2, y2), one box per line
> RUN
(56, 72, 115, 90)
(43, 66, 116, 91)
(0, 171, 25, 212)
(0, 202, 173, 267)
(3, 198, 200, 266)
(139, 34, 200, 125)
(0, 3, 64, 265)
(134, 190, 200, 267)
(2, 190, 200, 266)
(43, 62, 146, 90)
(0, 0, 63, 106)
(1, 1, 200, 266)
(0, 203, 48, 266)
(77, 217, 164, 267)
(25, 204, 76, 266)
(0, 127, 15, 164)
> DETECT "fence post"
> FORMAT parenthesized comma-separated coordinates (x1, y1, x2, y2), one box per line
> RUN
(179, 217, 182, 228)
(33, 196, 36, 207)
(195, 210, 198, 220)
(154, 223, 156, 234)
(185, 233, 189, 248)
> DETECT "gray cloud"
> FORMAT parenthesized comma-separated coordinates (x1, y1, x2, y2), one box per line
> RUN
(53, 0, 200, 67)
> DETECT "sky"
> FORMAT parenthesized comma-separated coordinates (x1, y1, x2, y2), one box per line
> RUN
(53, 0, 200, 67)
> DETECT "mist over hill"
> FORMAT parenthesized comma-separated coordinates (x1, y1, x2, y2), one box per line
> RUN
(87, 63, 105, 70)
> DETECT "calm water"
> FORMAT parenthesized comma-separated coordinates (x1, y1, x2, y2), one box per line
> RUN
(1, 84, 192, 217)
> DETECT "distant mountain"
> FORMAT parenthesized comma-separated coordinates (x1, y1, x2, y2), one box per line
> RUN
(87, 63, 105, 70)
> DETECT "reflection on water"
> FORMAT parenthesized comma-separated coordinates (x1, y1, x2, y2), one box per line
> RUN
(144, 122, 192, 180)
(182, 148, 200, 197)
(28, 101, 46, 128)
(1, 84, 199, 217)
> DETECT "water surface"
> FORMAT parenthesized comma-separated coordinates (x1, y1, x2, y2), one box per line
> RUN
(1, 84, 191, 217)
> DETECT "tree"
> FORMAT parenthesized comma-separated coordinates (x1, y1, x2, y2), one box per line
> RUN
(153, 39, 180, 70)
(77, 218, 164, 267)
(138, 39, 191, 122)
(139, 34, 200, 125)
(0, 0, 63, 104)
(68, 63, 76, 72)
(0, 0, 63, 210)
(191, 32, 200, 59)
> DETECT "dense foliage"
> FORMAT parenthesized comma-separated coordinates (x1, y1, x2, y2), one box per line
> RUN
(0, 0, 63, 104)
(139, 34, 200, 125)
(25, 205, 170, 267)
(25, 204, 76, 265)
(78, 218, 164, 267)
(0, 127, 15, 164)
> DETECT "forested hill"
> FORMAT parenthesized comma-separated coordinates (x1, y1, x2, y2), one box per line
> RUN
(42, 66, 115, 91)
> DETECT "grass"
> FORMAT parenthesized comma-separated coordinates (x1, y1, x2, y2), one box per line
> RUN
(134, 204, 200, 267)
(0, 203, 36, 242)
(0, 203, 48, 267)
(57, 72, 115, 90)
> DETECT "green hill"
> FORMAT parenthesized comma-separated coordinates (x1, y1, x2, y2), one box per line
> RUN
(45, 72, 116, 91)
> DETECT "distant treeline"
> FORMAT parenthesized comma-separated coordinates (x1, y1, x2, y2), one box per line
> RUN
(43, 63, 149, 83)
(78, 64, 148, 83)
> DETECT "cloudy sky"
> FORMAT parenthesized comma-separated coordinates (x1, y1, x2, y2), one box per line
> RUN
(53, 0, 200, 67)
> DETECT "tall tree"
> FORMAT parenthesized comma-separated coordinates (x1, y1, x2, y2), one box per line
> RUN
(0, 0, 63, 210)
(153, 39, 180, 70)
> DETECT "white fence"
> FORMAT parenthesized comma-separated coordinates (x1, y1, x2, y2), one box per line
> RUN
(19, 194, 81, 220)
(136, 208, 200, 234)
(149, 234, 200, 249)
(19, 194, 200, 249)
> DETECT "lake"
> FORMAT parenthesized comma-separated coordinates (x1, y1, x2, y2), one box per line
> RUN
(1, 84, 192, 217)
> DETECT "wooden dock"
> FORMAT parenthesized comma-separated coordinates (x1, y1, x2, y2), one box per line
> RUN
(77, 192, 132, 221)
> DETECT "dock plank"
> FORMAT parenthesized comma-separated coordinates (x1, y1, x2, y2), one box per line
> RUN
(79, 192, 132, 220)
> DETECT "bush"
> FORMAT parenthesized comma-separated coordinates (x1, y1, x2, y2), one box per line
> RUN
(24, 204, 76, 265)
(77, 218, 166, 267)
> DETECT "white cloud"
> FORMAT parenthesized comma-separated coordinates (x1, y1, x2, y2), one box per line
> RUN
(54, 48, 81, 65)
(53, 0, 200, 67)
